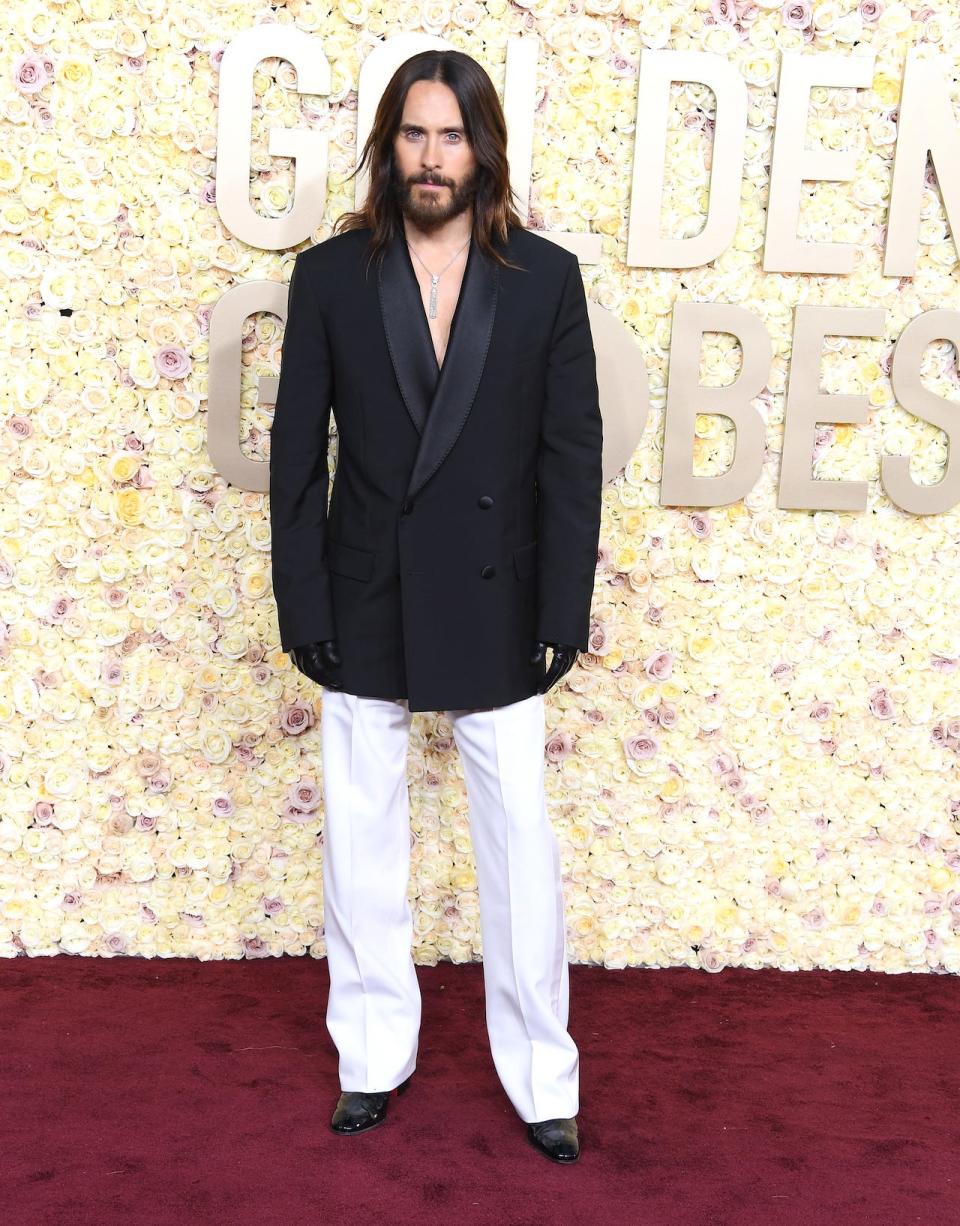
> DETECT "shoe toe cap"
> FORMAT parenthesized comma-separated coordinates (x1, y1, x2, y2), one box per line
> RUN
(527, 1119, 580, 1162)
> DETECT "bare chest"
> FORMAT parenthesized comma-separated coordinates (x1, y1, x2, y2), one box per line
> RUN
(410, 261, 467, 371)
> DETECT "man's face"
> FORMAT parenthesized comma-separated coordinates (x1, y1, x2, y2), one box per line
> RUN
(392, 79, 479, 232)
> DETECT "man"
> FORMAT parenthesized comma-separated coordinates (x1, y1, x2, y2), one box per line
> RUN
(269, 48, 603, 1164)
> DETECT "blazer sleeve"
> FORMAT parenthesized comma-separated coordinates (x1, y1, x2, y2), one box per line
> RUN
(535, 254, 604, 652)
(269, 251, 337, 653)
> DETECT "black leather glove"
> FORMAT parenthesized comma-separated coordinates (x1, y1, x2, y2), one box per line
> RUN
(291, 638, 578, 695)
(531, 640, 579, 694)
(290, 639, 344, 689)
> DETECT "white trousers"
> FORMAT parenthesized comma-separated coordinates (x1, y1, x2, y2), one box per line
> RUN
(319, 687, 579, 1124)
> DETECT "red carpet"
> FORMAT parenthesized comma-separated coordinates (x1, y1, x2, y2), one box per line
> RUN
(2, 957, 957, 1225)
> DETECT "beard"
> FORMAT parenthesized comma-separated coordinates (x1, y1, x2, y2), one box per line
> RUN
(392, 161, 480, 232)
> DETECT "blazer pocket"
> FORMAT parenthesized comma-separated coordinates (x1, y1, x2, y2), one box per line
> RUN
(513, 539, 538, 581)
(327, 537, 375, 582)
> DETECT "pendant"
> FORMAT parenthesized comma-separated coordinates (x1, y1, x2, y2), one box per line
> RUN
(428, 275, 439, 319)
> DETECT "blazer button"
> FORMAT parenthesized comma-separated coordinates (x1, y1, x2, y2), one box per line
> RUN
(478, 495, 494, 509)
(401, 499, 413, 515)
(481, 565, 496, 579)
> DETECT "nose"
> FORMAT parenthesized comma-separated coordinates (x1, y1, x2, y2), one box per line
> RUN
(422, 136, 444, 167)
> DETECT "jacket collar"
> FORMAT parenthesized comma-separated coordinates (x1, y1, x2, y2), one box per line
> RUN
(377, 224, 500, 501)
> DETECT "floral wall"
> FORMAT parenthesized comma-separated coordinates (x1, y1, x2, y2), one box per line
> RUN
(2, 0, 959, 972)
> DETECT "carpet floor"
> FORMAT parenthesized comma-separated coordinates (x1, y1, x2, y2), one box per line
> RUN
(2, 957, 957, 1225)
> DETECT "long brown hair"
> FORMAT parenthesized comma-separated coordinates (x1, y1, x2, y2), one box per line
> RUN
(333, 50, 526, 275)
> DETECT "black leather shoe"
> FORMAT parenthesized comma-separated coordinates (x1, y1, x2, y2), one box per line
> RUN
(329, 1072, 413, 1135)
(526, 1116, 580, 1163)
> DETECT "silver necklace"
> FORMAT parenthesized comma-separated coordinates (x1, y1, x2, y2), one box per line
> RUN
(406, 235, 471, 319)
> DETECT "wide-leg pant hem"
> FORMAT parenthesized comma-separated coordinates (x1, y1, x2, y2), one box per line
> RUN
(319, 688, 579, 1121)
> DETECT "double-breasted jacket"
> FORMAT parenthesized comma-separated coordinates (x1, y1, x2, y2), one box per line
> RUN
(269, 223, 603, 712)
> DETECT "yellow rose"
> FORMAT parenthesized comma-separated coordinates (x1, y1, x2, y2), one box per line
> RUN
(114, 488, 144, 527)
(108, 453, 141, 483)
(871, 71, 900, 106)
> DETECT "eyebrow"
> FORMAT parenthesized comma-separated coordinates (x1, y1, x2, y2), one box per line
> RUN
(399, 123, 465, 134)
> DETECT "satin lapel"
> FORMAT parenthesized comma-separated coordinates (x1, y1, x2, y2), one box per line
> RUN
(377, 228, 501, 502)
(377, 232, 439, 437)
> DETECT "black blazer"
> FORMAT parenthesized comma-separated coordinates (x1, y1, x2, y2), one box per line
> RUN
(269, 223, 603, 712)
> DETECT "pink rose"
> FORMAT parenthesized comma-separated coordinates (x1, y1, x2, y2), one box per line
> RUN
(657, 702, 678, 729)
(13, 55, 49, 94)
(47, 595, 75, 623)
(281, 799, 311, 828)
(281, 699, 315, 735)
(623, 733, 658, 760)
(136, 751, 162, 777)
(7, 416, 32, 441)
(710, 0, 736, 24)
(587, 620, 608, 656)
(711, 751, 737, 774)
(868, 686, 896, 719)
(146, 769, 172, 793)
(643, 649, 674, 681)
(545, 728, 574, 762)
(154, 345, 191, 380)
(291, 780, 321, 811)
(781, 0, 812, 27)
(699, 949, 726, 972)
